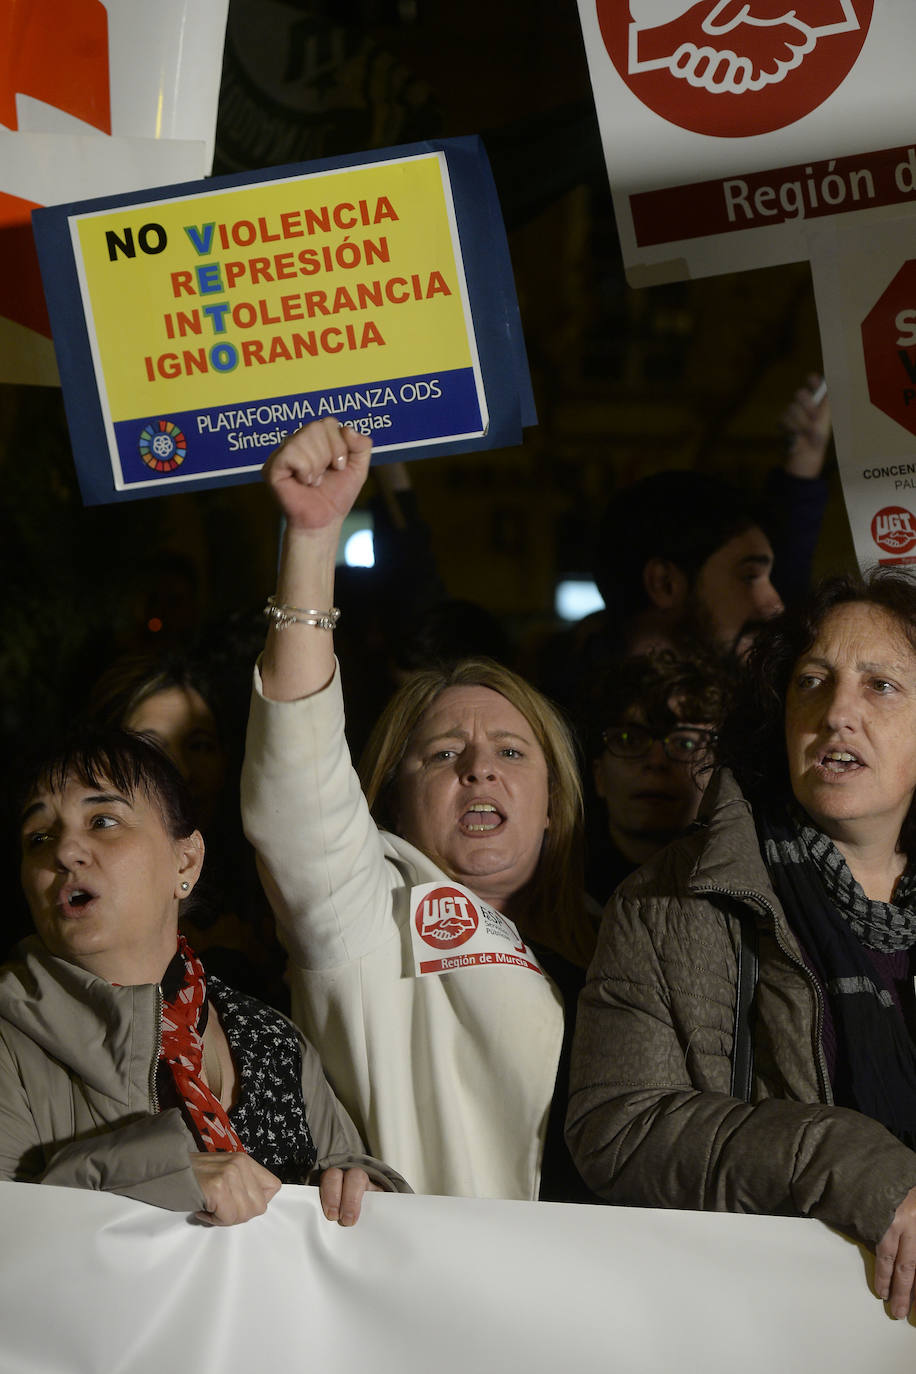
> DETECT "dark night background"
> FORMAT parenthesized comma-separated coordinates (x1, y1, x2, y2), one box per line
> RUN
(0, 0, 855, 944)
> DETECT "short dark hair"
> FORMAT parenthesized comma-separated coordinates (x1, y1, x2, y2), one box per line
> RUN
(578, 652, 729, 762)
(593, 471, 765, 622)
(17, 727, 199, 842)
(717, 569, 916, 846)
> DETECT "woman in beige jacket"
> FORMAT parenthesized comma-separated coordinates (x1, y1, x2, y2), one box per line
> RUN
(3, 727, 404, 1224)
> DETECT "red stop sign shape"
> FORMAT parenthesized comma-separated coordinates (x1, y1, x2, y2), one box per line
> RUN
(861, 260, 916, 439)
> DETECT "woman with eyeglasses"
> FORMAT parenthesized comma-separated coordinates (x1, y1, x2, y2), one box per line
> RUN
(577, 654, 726, 905)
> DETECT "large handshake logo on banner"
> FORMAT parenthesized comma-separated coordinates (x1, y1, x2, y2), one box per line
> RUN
(629, 0, 860, 94)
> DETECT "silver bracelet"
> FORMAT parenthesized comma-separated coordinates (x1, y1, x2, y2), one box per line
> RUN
(264, 595, 341, 631)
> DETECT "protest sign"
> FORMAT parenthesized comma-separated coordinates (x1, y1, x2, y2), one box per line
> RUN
(0, 0, 228, 384)
(1, 1183, 911, 1373)
(32, 138, 534, 504)
(576, 2, 916, 284)
(808, 211, 916, 571)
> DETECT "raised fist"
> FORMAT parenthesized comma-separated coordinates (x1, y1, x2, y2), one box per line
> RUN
(262, 418, 373, 533)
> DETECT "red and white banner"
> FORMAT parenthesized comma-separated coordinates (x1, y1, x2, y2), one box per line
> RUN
(1, 1182, 912, 1372)
(576, 1, 916, 284)
(0, 0, 228, 384)
(809, 211, 916, 573)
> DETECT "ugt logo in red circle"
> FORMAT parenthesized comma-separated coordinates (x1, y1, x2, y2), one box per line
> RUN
(596, 1, 873, 138)
(415, 886, 479, 951)
(871, 507, 916, 556)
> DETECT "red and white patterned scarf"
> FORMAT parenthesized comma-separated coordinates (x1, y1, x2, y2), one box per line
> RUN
(159, 936, 245, 1154)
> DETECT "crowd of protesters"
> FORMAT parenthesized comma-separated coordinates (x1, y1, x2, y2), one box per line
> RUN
(7, 374, 916, 1317)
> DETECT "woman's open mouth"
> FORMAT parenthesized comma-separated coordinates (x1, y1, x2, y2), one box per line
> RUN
(459, 803, 505, 834)
(816, 749, 863, 777)
(57, 886, 97, 915)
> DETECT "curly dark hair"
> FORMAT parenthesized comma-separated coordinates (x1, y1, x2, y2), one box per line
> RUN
(717, 569, 916, 844)
(577, 651, 730, 764)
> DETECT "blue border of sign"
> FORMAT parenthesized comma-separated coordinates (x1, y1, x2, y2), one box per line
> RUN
(32, 136, 535, 506)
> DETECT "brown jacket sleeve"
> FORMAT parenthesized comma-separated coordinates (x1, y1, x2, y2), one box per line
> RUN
(566, 884, 916, 1249)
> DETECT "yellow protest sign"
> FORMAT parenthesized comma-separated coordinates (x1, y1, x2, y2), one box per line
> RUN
(35, 139, 530, 501)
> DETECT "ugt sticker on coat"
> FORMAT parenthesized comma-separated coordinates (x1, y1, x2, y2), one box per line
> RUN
(32, 137, 534, 504)
(409, 882, 543, 977)
(809, 211, 916, 573)
(576, 2, 916, 283)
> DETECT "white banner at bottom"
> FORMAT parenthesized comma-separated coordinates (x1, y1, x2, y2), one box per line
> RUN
(0, 1182, 912, 1371)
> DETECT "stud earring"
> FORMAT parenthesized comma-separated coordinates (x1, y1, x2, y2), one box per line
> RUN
(180, 881, 190, 891)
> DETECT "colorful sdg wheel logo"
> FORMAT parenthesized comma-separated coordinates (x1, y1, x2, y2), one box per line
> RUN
(139, 420, 187, 473)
